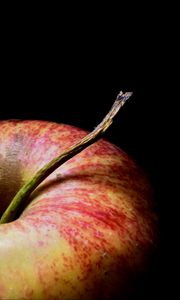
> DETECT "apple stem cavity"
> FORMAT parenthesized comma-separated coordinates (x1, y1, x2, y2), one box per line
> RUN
(0, 91, 132, 224)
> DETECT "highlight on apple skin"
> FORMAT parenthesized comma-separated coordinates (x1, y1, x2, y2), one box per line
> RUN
(0, 120, 158, 299)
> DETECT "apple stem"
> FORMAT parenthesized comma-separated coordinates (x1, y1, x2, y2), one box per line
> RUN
(0, 91, 132, 224)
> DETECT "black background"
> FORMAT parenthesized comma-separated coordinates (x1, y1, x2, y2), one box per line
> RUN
(0, 5, 177, 299)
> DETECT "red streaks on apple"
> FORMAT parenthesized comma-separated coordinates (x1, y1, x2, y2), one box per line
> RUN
(0, 120, 158, 299)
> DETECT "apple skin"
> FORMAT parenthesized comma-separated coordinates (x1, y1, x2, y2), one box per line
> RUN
(0, 120, 158, 299)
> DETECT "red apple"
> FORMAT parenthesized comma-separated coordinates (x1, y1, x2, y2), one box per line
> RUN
(0, 119, 158, 299)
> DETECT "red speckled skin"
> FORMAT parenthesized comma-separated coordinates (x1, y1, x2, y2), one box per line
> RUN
(0, 120, 158, 299)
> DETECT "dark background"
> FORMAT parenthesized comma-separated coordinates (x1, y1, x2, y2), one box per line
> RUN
(0, 5, 176, 299)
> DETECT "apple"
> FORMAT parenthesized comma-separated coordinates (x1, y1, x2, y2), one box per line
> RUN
(0, 97, 158, 299)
